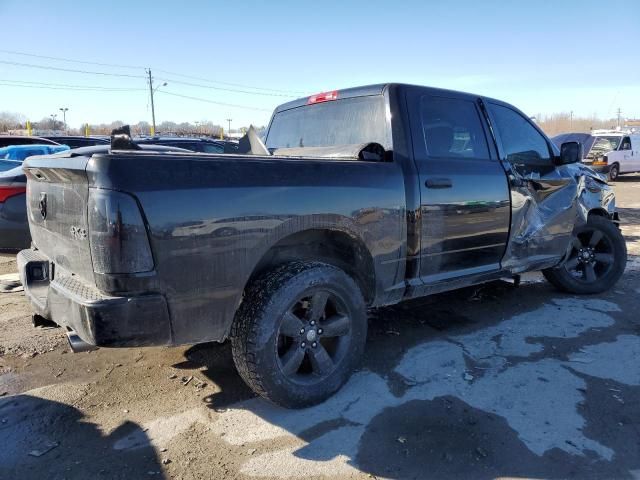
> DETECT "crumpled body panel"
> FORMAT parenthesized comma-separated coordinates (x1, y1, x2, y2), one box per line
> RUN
(502, 162, 615, 273)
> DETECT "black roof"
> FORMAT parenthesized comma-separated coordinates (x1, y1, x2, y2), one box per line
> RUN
(273, 83, 506, 114)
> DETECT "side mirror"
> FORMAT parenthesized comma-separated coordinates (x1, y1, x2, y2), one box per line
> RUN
(558, 141, 583, 165)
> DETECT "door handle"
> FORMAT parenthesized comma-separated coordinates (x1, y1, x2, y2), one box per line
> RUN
(425, 177, 452, 189)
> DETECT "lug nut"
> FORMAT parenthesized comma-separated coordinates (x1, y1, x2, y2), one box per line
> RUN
(310, 320, 315, 326)
(301, 342, 306, 348)
(312, 342, 317, 348)
(318, 328, 323, 334)
(300, 328, 305, 334)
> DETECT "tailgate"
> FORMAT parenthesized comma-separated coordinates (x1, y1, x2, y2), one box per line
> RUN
(23, 154, 95, 283)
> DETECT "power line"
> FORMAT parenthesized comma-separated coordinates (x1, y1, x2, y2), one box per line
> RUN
(0, 82, 144, 92)
(0, 48, 142, 70)
(0, 60, 146, 78)
(155, 76, 295, 98)
(0, 78, 144, 91)
(157, 90, 273, 112)
(1, 58, 298, 98)
(153, 68, 307, 95)
(0, 48, 306, 95)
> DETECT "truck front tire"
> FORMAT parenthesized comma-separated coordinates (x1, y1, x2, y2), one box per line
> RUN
(543, 216, 626, 294)
(231, 261, 367, 408)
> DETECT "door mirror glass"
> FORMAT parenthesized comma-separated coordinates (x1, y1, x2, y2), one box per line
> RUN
(559, 141, 583, 165)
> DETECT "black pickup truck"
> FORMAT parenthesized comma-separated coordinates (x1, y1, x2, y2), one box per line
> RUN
(19, 84, 626, 408)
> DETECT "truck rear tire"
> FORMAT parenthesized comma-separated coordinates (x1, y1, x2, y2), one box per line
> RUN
(231, 261, 367, 408)
(542, 216, 626, 294)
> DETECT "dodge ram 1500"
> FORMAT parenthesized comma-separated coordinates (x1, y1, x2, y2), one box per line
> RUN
(19, 84, 626, 407)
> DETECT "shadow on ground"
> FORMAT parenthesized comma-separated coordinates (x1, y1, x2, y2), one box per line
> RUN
(0, 395, 164, 479)
(183, 279, 640, 479)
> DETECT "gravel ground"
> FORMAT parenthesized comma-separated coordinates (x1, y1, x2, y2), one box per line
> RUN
(1, 176, 639, 480)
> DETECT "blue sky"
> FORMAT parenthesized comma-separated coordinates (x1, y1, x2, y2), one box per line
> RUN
(0, 0, 638, 129)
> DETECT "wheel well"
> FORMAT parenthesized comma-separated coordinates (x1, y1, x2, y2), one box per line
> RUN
(248, 229, 376, 304)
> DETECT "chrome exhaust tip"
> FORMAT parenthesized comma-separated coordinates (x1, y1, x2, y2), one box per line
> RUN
(66, 331, 98, 353)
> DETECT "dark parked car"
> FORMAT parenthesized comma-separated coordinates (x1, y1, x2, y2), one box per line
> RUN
(42, 136, 110, 149)
(0, 166, 28, 250)
(19, 84, 626, 408)
(0, 135, 60, 148)
(134, 136, 238, 153)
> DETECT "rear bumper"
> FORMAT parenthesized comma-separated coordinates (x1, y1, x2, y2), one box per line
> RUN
(18, 249, 172, 348)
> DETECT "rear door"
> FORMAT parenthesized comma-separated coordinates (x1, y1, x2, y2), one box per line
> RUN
(407, 88, 511, 282)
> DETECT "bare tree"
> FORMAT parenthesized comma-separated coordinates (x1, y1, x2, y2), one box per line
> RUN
(0, 111, 25, 132)
(536, 113, 618, 137)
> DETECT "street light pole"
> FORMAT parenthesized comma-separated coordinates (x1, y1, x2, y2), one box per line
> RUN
(50, 114, 57, 131)
(570, 110, 573, 130)
(59, 107, 69, 133)
(226, 118, 232, 137)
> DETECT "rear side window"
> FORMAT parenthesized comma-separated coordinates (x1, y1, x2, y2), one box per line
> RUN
(489, 104, 552, 165)
(202, 143, 224, 154)
(266, 96, 390, 150)
(420, 96, 489, 159)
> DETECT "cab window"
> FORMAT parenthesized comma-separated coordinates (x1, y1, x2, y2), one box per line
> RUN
(489, 103, 552, 166)
(420, 96, 489, 159)
(621, 137, 632, 150)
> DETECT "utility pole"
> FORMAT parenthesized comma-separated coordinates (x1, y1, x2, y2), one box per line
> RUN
(146, 69, 167, 136)
(226, 118, 232, 137)
(59, 107, 69, 133)
(147, 69, 156, 136)
(570, 110, 573, 130)
(616, 108, 622, 129)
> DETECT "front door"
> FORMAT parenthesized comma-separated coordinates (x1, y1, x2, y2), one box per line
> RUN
(407, 89, 511, 283)
(620, 136, 638, 172)
(486, 101, 576, 269)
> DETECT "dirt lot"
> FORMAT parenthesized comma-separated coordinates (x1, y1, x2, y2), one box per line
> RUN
(1, 177, 640, 480)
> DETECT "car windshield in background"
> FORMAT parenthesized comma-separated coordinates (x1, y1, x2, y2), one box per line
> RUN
(587, 136, 621, 160)
(266, 96, 390, 150)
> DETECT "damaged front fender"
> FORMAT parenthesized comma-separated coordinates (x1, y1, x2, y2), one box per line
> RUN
(501, 162, 616, 273)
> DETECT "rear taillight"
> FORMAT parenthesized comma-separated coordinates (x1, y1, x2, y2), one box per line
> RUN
(88, 189, 154, 274)
(307, 90, 339, 104)
(0, 186, 26, 203)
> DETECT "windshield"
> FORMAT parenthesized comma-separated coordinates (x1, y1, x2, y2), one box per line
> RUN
(586, 136, 621, 160)
(266, 96, 390, 150)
